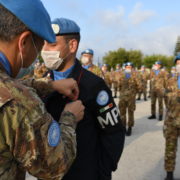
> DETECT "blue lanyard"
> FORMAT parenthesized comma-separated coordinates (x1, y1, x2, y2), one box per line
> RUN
(0, 52, 11, 76)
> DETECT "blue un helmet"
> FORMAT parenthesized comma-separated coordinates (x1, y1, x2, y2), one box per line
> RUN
(51, 18, 80, 36)
(154, 61, 162, 65)
(81, 49, 94, 55)
(0, 0, 56, 43)
(174, 53, 180, 64)
(125, 62, 134, 67)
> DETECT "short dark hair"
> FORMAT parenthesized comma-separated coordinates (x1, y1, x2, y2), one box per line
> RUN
(0, 4, 29, 42)
(63, 34, 81, 44)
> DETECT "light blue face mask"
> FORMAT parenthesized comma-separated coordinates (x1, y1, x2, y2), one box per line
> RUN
(16, 37, 39, 79)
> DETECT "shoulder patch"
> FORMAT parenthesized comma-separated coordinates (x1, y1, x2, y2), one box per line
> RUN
(0, 86, 13, 108)
(96, 90, 109, 106)
(48, 120, 61, 147)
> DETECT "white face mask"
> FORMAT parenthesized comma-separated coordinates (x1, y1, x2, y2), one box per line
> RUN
(125, 69, 131, 73)
(176, 64, 180, 73)
(41, 51, 63, 70)
(81, 56, 90, 65)
(154, 66, 159, 70)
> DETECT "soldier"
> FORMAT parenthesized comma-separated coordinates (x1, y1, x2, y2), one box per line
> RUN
(0, 1, 85, 179)
(169, 66, 176, 78)
(80, 49, 104, 78)
(148, 61, 168, 121)
(41, 18, 125, 180)
(101, 63, 112, 88)
(118, 62, 141, 136)
(112, 64, 121, 98)
(163, 55, 180, 180)
(137, 65, 149, 101)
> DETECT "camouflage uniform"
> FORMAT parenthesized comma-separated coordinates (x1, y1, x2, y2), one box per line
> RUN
(163, 75, 180, 172)
(118, 72, 141, 128)
(112, 71, 121, 98)
(0, 65, 77, 180)
(34, 64, 49, 79)
(137, 70, 149, 100)
(88, 64, 104, 78)
(103, 71, 112, 89)
(150, 70, 168, 116)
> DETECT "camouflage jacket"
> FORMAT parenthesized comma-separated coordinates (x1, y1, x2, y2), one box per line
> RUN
(164, 75, 180, 128)
(112, 71, 121, 88)
(150, 70, 168, 96)
(103, 71, 112, 87)
(118, 71, 141, 99)
(88, 64, 104, 78)
(0, 67, 77, 180)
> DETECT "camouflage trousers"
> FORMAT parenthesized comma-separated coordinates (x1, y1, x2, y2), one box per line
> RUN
(138, 87, 147, 100)
(151, 91, 163, 116)
(114, 84, 118, 97)
(118, 97, 136, 128)
(164, 124, 180, 171)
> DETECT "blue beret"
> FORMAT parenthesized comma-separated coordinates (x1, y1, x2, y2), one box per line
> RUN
(103, 64, 108, 67)
(0, 0, 55, 43)
(155, 61, 162, 65)
(81, 49, 94, 55)
(51, 18, 80, 36)
(125, 62, 133, 67)
(174, 53, 180, 64)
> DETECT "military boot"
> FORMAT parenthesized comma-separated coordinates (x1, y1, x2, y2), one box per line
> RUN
(159, 115, 163, 121)
(165, 171, 174, 180)
(148, 115, 156, 119)
(126, 127, 132, 136)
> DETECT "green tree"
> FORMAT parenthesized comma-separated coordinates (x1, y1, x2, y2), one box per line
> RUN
(174, 36, 180, 56)
(103, 48, 143, 68)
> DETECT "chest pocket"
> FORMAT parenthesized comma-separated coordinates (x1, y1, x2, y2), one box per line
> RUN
(0, 86, 13, 109)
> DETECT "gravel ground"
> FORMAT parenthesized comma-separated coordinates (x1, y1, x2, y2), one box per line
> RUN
(27, 97, 180, 180)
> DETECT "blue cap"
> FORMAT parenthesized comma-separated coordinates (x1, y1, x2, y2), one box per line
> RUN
(0, 0, 55, 43)
(81, 49, 94, 55)
(125, 62, 133, 67)
(51, 18, 80, 36)
(103, 64, 108, 67)
(155, 61, 162, 65)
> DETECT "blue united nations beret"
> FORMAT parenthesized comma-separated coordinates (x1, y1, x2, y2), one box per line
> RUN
(174, 53, 180, 64)
(81, 49, 94, 55)
(0, 0, 55, 43)
(155, 61, 162, 65)
(125, 62, 133, 67)
(51, 18, 80, 36)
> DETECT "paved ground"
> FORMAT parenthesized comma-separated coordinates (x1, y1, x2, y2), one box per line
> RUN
(27, 97, 180, 180)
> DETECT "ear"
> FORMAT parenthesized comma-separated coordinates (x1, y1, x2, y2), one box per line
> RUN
(18, 31, 32, 53)
(69, 39, 78, 53)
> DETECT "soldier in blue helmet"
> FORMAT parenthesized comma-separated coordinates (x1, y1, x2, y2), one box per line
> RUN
(41, 17, 125, 180)
(148, 61, 168, 121)
(163, 55, 180, 180)
(0, 1, 85, 179)
(80, 48, 104, 78)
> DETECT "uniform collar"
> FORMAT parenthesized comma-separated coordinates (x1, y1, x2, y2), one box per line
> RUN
(82, 64, 92, 70)
(0, 52, 12, 76)
(53, 63, 75, 80)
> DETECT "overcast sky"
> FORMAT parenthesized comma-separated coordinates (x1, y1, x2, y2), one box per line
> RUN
(41, 0, 180, 61)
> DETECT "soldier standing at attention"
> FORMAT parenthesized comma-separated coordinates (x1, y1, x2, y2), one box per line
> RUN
(0, 1, 85, 179)
(137, 65, 149, 101)
(80, 49, 104, 78)
(148, 61, 167, 121)
(118, 62, 141, 136)
(101, 63, 112, 88)
(112, 64, 122, 98)
(163, 55, 180, 180)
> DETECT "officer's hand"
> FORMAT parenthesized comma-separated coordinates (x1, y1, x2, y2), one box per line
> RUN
(64, 100, 85, 122)
(51, 78, 79, 100)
